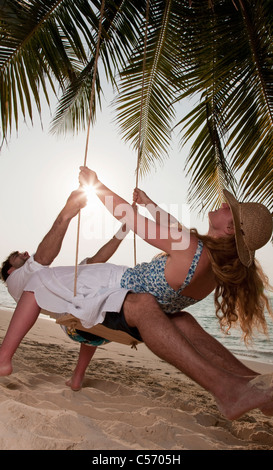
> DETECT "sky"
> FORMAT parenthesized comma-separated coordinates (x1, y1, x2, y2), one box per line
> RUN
(0, 82, 272, 286)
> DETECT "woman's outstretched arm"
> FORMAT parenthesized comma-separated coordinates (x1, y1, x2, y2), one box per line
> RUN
(79, 167, 189, 254)
(133, 188, 182, 229)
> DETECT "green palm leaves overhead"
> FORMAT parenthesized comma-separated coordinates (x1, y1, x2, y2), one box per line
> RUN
(115, 0, 181, 177)
(0, 0, 272, 211)
(0, 0, 94, 137)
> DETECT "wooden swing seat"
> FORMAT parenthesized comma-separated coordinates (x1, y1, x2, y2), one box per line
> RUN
(54, 313, 141, 348)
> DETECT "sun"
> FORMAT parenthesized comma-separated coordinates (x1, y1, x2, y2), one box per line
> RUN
(81, 183, 99, 214)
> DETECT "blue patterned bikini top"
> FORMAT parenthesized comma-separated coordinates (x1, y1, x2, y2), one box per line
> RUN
(120, 239, 203, 314)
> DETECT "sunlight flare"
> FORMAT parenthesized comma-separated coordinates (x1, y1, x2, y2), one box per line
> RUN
(81, 183, 99, 215)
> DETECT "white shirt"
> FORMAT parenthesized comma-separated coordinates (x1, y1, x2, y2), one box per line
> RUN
(6, 255, 45, 303)
(6, 255, 130, 328)
(6, 255, 90, 304)
(24, 263, 130, 329)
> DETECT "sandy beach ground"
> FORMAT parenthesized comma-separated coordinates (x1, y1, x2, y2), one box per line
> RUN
(0, 307, 272, 451)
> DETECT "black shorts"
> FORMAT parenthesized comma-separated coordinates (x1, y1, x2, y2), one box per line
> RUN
(75, 308, 143, 344)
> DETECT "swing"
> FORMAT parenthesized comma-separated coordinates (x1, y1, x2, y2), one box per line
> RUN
(55, 0, 150, 348)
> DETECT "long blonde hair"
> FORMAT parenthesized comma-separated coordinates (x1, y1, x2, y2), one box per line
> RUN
(191, 229, 273, 342)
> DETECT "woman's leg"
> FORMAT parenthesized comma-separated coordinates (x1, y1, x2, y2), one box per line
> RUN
(66, 343, 97, 391)
(0, 291, 40, 376)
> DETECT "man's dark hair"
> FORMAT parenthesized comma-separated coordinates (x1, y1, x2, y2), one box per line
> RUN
(0, 251, 18, 282)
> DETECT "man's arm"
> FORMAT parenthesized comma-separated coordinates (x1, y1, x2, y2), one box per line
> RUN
(85, 224, 129, 264)
(34, 188, 87, 266)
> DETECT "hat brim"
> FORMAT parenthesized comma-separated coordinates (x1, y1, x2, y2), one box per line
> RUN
(223, 189, 254, 267)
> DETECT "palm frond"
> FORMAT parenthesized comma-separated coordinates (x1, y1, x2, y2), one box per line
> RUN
(50, 0, 145, 134)
(175, 0, 272, 210)
(0, 0, 100, 142)
(1, 0, 272, 213)
(180, 94, 237, 212)
(114, 0, 181, 177)
(225, 0, 273, 209)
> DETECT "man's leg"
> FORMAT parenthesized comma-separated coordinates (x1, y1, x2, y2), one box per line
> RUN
(122, 293, 273, 420)
(0, 291, 41, 376)
(170, 312, 257, 377)
(66, 343, 97, 391)
(170, 312, 273, 415)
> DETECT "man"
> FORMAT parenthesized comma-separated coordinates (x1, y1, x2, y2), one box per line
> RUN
(1, 188, 87, 300)
(1, 189, 127, 299)
(0, 187, 130, 390)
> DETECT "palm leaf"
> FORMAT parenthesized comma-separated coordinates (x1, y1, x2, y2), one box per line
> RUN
(50, 0, 146, 134)
(225, 0, 273, 209)
(1, 0, 272, 213)
(175, 0, 272, 210)
(180, 94, 237, 212)
(174, 2, 239, 211)
(0, 0, 101, 142)
(114, 0, 181, 177)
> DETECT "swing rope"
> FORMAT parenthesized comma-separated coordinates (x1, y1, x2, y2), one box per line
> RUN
(74, 0, 149, 293)
(60, 0, 150, 347)
(74, 0, 105, 296)
(134, 0, 150, 266)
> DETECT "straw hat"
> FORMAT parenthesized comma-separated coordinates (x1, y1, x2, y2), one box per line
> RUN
(223, 189, 272, 267)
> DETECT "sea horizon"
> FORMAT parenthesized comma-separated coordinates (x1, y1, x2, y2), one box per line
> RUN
(0, 282, 272, 364)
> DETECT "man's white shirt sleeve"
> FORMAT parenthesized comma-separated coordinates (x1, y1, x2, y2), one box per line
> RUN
(6, 255, 45, 303)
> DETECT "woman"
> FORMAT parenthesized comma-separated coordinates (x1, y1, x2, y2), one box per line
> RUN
(78, 166, 273, 341)
(0, 167, 272, 419)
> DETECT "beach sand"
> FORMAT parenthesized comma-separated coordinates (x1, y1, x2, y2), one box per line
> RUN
(0, 307, 272, 451)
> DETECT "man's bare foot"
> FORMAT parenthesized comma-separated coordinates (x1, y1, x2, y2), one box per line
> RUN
(251, 375, 273, 416)
(0, 360, 13, 377)
(260, 403, 273, 416)
(66, 375, 84, 391)
(216, 374, 273, 420)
